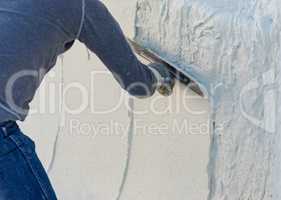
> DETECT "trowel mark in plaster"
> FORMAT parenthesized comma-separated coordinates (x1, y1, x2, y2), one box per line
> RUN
(47, 46, 91, 173)
(47, 55, 65, 173)
(116, 97, 135, 200)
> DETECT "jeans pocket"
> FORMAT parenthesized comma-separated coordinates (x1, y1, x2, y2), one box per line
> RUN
(0, 144, 48, 200)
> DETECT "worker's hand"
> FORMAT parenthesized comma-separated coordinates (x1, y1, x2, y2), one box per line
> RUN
(148, 63, 175, 96)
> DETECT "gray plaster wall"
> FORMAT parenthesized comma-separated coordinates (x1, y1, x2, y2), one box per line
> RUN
(135, 0, 281, 199)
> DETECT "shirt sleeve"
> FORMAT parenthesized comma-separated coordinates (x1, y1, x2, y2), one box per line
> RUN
(78, 0, 157, 97)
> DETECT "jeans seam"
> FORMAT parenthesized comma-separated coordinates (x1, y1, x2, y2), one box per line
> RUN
(9, 136, 49, 200)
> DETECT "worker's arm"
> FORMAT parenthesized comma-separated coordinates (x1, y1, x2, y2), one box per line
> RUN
(78, 0, 173, 97)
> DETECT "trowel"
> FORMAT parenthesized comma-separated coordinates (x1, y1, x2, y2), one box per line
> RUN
(128, 38, 204, 97)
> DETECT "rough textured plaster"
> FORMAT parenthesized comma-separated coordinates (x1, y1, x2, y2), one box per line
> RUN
(135, 0, 281, 199)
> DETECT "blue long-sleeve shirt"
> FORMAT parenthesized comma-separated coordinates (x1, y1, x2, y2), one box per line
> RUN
(0, 0, 156, 122)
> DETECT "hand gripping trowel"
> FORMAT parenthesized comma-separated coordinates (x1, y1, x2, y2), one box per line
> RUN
(128, 38, 204, 97)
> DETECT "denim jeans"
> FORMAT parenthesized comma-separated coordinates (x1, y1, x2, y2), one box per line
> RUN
(0, 121, 57, 200)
